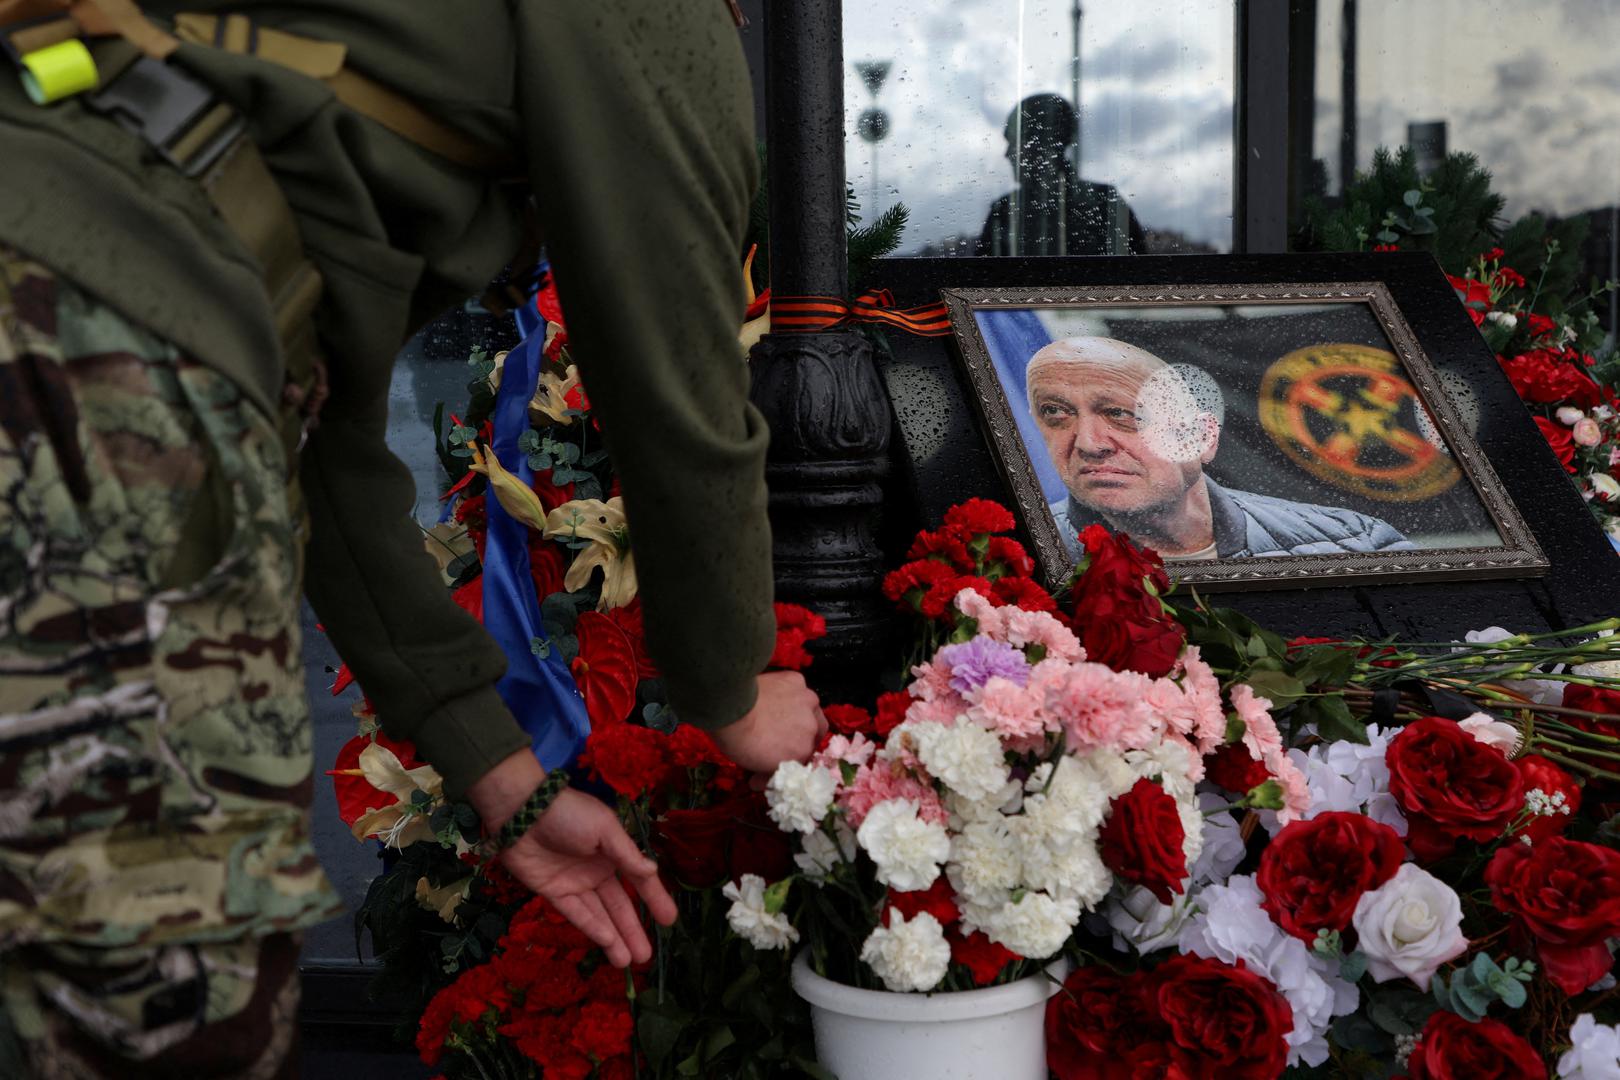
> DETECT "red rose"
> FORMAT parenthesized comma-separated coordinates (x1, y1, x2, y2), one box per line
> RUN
(1564, 684, 1620, 740)
(1535, 415, 1578, 473)
(1073, 524, 1171, 596)
(528, 536, 569, 602)
(1074, 596, 1186, 678)
(1514, 755, 1581, 844)
(949, 928, 1018, 986)
(1499, 349, 1604, 409)
(1098, 778, 1187, 904)
(874, 691, 911, 737)
(824, 703, 874, 737)
(770, 602, 826, 670)
(1526, 312, 1559, 341)
(530, 470, 576, 515)
(1206, 742, 1272, 794)
(1387, 717, 1525, 861)
(1405, 1010, 1547, 1080)
(1047, 966, 1163, 1080)
(1485, 835, 1620, 996)
(1257, 811, 1405, 941)
(1148, 955, 1293, 1080)
(725, 791, 796, 881)
(943, 497, 1016, 536)
(653, 801, 737, 887)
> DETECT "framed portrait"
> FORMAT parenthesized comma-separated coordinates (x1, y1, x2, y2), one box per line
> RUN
(940, 282, 1549, 591)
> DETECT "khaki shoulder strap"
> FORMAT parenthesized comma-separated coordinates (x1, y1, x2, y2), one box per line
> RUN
(172, 12, 518, 174)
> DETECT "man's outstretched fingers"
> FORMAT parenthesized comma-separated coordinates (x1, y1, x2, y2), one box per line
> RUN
(597, 877, 653, 966)
(604, 829, 678, 926)
(554, 892, 631, 968)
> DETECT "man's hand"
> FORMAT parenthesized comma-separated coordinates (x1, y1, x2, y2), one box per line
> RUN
(709, 671, 828, 776)
(467, 751, 676, 967)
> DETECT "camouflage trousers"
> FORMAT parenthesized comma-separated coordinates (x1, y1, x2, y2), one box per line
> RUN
(0, 245, 341, 1075)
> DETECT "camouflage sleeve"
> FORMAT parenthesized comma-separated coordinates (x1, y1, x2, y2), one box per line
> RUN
(299, 396, 531, 797)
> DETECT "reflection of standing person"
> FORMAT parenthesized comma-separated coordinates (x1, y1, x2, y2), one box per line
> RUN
(1027, 337, 1413, 559)
(978, 94, 1147, 257)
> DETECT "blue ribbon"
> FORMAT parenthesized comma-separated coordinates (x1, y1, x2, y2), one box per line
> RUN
(480, 294, 591, 770)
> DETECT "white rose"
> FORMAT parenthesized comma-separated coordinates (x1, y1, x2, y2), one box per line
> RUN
(860, 910, 951, 992)
(982, 891, 1079, 959)
(856, 798, 951, 891)
(765, 761, 839, 834)
(1559, 406, 1588, 426)
(1105, 884, 1193, 954)
(722, 874, 799, 950)
(1557, 1014, 1620, 1079)
(1458, 712, 1521, 755)
(1352, 864, 1468, 991)
(911, 716, 1011, 802)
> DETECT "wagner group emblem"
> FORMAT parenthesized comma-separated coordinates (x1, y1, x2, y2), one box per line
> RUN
(1258, 343, 1461, 503)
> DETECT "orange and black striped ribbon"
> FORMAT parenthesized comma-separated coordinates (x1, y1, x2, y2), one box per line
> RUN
(770, 290, 953, 337)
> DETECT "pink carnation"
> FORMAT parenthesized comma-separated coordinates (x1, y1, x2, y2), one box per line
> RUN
(1271, 753, 1312, 824)
(1176, 647, 1228, 754)
(1050, 663, 1158, 753)
(812, 733, 876, 772)
(1001, 607, 1084, 662)
(952, 588, 1008, 639)
(967, 675, 1051, 743)
(1231, 683, 1282, 763)
(909, 659, 963, 707)
(839, 762, 947, 829)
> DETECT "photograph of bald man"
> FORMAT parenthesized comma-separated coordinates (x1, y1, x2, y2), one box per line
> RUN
(1028, 337, 1414, 560)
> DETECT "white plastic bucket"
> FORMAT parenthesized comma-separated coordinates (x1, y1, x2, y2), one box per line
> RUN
(790, 952, 1068, 1080)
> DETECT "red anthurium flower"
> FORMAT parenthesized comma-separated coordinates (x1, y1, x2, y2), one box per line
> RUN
(535, 277, 565, 329)
(331, 662, 355, 696)
(450, 574, 484, 622)
(328, 730, 424, 827)
(606, 599, 658, 678)
(571, 610, 639, 728)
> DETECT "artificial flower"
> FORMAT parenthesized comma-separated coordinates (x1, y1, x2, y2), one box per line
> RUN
(570, 610, 639, 727)
(1256, 811, 1404, 942)
(1387, 715, 1525, 860)
(1149, 954, 1294, 1080)
(1485, 835, 1620, 996)
(1405, 1010, 1548, 1080)
(467, 442, 550, 531)
(1557, 1015, 1620, 1079)
(1097, 778, 1187, 905)
(1351, 863, 1468, 990)
(544, 497, 637, 610)
(530, 363, 582, 425)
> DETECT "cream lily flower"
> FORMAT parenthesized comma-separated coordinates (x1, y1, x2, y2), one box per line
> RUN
(415, 875, 472, 923)
(486, 349, 508, 393)
(467, 442, 549, 531)
(530, 363, 582, 426)
(741, 245, 770, 356)
(348, 741, 444, 849)
(544, 496, 638, 610)
(421, 521, 476, 585)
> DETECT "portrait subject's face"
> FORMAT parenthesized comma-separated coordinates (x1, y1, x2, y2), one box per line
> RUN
(1029, 364, 1207, 517)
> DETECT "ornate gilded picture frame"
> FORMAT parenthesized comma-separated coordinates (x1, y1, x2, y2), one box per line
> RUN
(940, 282, 1549, 591)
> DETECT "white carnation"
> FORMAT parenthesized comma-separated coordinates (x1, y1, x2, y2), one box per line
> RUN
(1558, 1014, 1620, 1079)
(1126, 739, 1200, 802)
(722, 874, 798, 950)
(1105, 884, 1194, 954)
(981, 890, 1079, 959)
(765, 762, 838, 834)
(856, 798, 951, 891)
(1179, 875, 1358, 1068)
(795, 820, 857, 882)
(1013, 807, 1113, 908)
(911, 716, 1011, 802)
(860, 911, 951, 992)
(947, 816, 1022, 907)
(946, 779, 1023, 827)
(1352, 864, 1468, 991)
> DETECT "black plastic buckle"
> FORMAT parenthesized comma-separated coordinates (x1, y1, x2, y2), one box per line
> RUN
(81, 55, 243, 177)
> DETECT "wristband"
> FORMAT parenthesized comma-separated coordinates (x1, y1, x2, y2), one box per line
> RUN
(495, 767, 572, 850)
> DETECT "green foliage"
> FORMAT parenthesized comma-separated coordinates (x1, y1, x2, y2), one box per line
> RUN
(1431, 954, 1536, 1022)
(1297, 146, 1505, 274)
(848, 201, 911, 294)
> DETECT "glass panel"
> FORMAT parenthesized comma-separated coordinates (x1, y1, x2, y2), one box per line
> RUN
(1301, 0, 1620, 331)
(843, 1, 1237, 256)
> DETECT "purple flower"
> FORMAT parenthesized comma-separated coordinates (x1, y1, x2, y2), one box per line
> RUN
(935, 636, 1030, 694)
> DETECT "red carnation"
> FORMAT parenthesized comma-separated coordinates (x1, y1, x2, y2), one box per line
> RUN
(874, 691, 912, 737)
(987, 535, 1035, 577)
(1486, 835, 1620, 996)
(569, 1000, 634, 1062)
(921, 574, 996, 621)
(1514, 754, 1581, 844)
(1257, 811, 1405, 941)
(1404, 1010, 1547, 1079)
(1098, 778, 1187, 904)
(1499, 349, 1604, 409)
(1535, 415, 1578, 473)
(571, 611, 639, 728)
(771, 602, 826, 670)
(882, 558, 957, 611)
(950, 929, 1018, 986)
(1386, 716, 1525, 861)
(1447, 274, 1492, 325)
(943, 497, 1016, 536)
(824, 703, 874, 737)
(992, 575, 1060, 614)
(907, 526, 976, 571)
(884, 877, 959, 927)
(1148, 955, 1293, 1080)
(580, 724, 670, 800)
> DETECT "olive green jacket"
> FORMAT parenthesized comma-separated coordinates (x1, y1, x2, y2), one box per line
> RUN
(0, 0, 771, 796)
